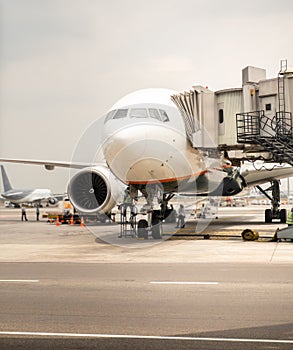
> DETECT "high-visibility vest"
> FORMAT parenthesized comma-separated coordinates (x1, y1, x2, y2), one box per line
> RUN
(286, 211, 293, 225)
(123, 193, 133, 205)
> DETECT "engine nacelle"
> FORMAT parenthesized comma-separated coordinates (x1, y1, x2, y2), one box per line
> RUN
(67, 165, 125, 214)
(210, 170, 246, 196)
(48, 197, 58, 205)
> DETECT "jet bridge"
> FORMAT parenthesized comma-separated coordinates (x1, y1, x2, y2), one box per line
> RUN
(172, 61, 293, 165)
(171, 86, 218, 151)
(172, 60, 293, 223)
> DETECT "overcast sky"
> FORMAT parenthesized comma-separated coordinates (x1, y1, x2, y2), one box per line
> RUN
(1, 0, 293, 192)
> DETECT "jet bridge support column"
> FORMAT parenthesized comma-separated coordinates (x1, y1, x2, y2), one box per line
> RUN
(256, 180, 287, 223)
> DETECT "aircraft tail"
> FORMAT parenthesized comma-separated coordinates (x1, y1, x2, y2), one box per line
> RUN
(0, 165, 13, 192)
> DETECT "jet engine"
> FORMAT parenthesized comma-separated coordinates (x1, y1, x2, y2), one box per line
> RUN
(48, 197, 58, 205)
(67, 166, 125, 214)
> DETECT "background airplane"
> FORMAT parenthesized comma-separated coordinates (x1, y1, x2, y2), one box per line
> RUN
(0, 165, 59, 207)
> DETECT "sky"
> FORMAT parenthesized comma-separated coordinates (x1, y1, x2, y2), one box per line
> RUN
(0, 0, 293, 193)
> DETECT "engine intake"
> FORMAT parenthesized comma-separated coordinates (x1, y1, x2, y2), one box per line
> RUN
(67, 166, 124, 214)
(48, 197, 58, 205)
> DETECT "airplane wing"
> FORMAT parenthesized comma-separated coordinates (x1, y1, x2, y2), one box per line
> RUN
(175, 165, 293, 197)
(1, 157, 292, 193)
(0, 158, 99, 170)
(241, 165, 293, 187)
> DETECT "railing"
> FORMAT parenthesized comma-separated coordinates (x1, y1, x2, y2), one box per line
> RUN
(276, 111, 292, 137)
(236, 111, 261, 143)
(237, 110, 293, 142)
(236, 110, 293, 164)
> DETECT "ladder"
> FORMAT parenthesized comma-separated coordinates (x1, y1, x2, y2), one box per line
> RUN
(278, 59, 287, 113)
(119, 205, 137, 238)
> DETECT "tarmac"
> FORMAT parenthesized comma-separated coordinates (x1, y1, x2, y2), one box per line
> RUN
(1, 205, 293, 350)
(0, 205, 292, 264)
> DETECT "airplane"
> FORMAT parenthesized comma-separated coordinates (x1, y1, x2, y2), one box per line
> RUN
(0, 88, 293, 236)
(0, 165, 59, 207)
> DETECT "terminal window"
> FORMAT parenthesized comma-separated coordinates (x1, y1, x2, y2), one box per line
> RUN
(219, 109, 224, 124)
(265, 103, 272, 111)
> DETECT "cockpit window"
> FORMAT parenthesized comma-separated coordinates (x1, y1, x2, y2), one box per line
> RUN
(130, 108, 148, 118)
(159, 109, 169, 122)
(105, 107, 169, 123)
(148, 108, 161, 121)
(113, 109, 128, 119)
(105, 110, 116, 123)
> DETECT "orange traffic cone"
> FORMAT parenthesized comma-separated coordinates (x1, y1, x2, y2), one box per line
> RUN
(56, 217, 60, 226)
(70, 215, 74, 225)
(80, 217, 85, 227)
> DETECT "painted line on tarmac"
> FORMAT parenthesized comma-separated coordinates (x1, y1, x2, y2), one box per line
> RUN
(0, 280, 39, 283)
(0, 331, 292, 344)
(150, 281, 219, 285)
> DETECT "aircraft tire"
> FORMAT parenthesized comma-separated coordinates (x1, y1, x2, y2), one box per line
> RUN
(137, 219, 148, 239)
(265, 209, 272, 223)
(280, 209, 287, 223)
(151, 218, 162, 239)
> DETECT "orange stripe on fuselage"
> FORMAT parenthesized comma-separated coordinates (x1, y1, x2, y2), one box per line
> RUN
(127, 165, 231, 186)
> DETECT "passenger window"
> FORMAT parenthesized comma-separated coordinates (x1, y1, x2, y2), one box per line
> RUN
(113, 109, 128, 119)
(159, 109, 169, 122)
(130, 108, 148, 118)
(149, 108, 161, 121)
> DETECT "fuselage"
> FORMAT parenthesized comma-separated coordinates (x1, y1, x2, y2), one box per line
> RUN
(103, 88, 225, 194)
(1, 188, 54, 204)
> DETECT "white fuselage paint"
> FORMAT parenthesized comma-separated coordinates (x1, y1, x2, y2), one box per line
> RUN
(2, 188, 54, 204)
(103, 89, 224, 192)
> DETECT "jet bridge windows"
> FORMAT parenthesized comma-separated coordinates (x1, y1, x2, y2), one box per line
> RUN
(219, 109, 224, 124)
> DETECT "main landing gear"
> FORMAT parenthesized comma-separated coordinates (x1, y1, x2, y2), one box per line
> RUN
(256, 180, 286, 223)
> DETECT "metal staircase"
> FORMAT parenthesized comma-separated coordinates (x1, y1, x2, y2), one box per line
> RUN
(236, 110, 293, 165)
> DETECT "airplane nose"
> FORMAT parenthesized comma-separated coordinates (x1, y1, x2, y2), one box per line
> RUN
(103, 124, 187, 184)
(104, 125, 148, 165)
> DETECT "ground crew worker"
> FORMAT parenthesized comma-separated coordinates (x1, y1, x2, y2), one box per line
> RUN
(122, 187, 134, 216)
(176, 204, 186, 228)
(21, 206, 28, 221)
(36, 206, 40, 221)
(118, 187, 135, 238)
(286, 208, 293, 226)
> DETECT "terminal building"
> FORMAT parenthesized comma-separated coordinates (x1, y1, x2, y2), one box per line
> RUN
(172, 60, 293, 166)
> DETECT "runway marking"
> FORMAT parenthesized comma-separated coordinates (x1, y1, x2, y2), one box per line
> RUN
(0, 331, 292, 344)
(150, 281, 219, 285)
(0, 280, 39, 283)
